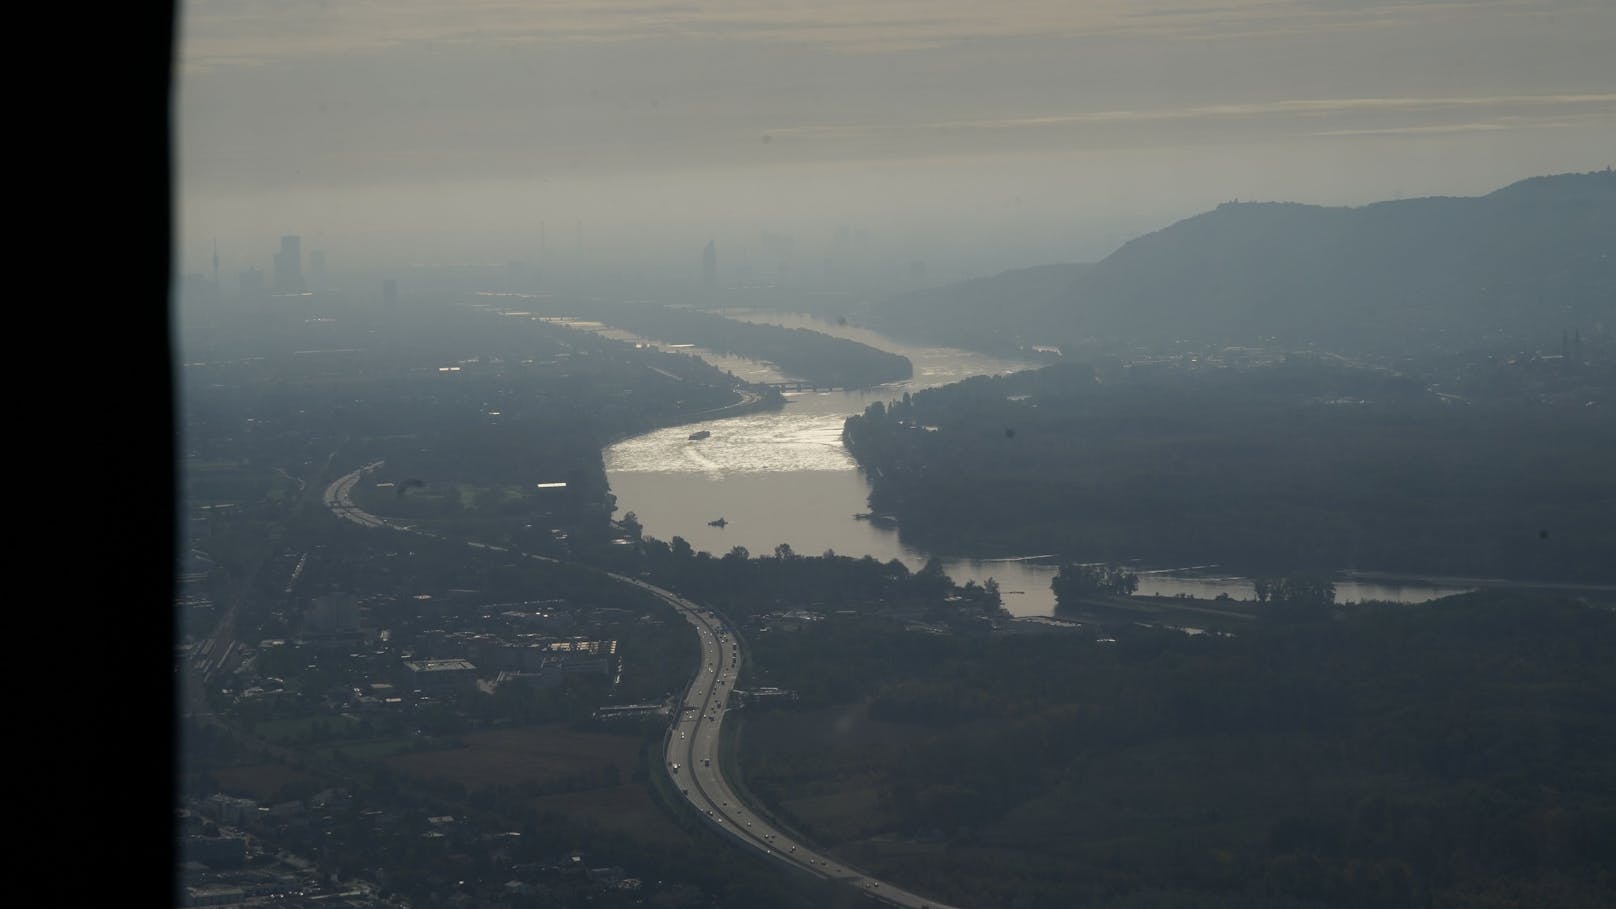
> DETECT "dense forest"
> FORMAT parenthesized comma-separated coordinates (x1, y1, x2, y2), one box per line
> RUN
(842, 360, 1616, 581)
(869, 170, 1615, 358)
(586, 301, 913, 388)
(737, 590, 1616, 908)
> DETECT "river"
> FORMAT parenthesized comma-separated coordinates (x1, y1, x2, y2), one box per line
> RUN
(595, 310, 1479, 617)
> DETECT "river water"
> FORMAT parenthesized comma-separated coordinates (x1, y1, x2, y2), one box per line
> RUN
(596, 310, 1478, 617)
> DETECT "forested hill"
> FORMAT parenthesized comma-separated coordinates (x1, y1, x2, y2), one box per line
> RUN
(867, 170, 1615, 357)
(870, 263, 1090, 355)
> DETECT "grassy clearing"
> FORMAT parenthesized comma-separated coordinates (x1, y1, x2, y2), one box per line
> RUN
(211, 762, 317, 802)
(184, 461, 297, 506)
(385, 725, 641, 790)
(529, 785, 689, 847)
(382, 724, 691, 847)
(330, 738, 418, 761)
(252, 713, 361, 744)
(778, 779, 894, 844)
(1058, 592, 1258, 628)
(742, 701, 916, 755)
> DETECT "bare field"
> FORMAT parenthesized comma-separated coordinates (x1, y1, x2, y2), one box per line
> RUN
(211, 762, 315, 802)
(530, 785, 689, 846)
(741, 705, 921, 844)
(779, 779, 895, 843)
(385, 724, 689, 844)
(743, 701, 919, 756)
(387, 725, 641, 789)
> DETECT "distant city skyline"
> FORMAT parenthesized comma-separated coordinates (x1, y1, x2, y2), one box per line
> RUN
(702, 240, 718, 290)
(273, 235, 304, 294)
(176, 1, 1614, 280)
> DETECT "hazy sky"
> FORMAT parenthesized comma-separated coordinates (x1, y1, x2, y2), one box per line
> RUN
(176, 0, 1615, 281)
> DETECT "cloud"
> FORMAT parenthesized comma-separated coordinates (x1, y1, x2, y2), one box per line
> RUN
(768, 93, 1616, 139)
(182, 0, 1606, 70)
(175, 0, 1616, 272)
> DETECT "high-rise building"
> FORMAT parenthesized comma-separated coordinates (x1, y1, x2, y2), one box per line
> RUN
(702, 240, 717, 289)
(240, 266, 266, 299)
(273, 235, 304, 293)
(382, 279, 398, 307)
(309, 250, 327, 290)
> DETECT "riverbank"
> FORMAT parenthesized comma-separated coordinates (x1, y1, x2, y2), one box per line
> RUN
(576, 308, 1055, 609)
(844, 360, 1616, 586)
(599, 384, 784, 450)
(597, 309, 1607, 617)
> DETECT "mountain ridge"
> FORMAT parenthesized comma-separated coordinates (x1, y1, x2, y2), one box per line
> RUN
(868, 169, 1615, 357)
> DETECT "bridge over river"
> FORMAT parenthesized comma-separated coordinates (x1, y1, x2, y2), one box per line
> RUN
(759, 380, 851, 392)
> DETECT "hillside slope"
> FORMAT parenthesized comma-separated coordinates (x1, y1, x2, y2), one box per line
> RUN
(870, 171, 1616, 356)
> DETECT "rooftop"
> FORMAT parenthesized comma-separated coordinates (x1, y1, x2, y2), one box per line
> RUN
(405, 658, 477, 673)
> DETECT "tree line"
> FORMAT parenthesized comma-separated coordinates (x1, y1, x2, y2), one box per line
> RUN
(843, 360, 1616, 582)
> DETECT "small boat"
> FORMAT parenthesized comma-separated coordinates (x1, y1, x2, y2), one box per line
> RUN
(708, 517, 728, 528)
(689, 430, 712, 441)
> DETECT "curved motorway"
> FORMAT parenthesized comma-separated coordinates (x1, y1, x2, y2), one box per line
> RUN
(326, 462, 961, 909)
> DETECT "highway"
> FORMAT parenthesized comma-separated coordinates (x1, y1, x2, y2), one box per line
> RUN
(322, 461, 398, 530)
(324, 462, 962, 908)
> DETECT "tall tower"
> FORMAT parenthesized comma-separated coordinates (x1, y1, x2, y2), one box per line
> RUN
(211, 237, 219, 294)
(702, 240, 717, 289)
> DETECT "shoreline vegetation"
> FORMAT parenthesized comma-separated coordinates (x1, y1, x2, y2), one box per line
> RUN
(585, 300, 914, 389)
(843, 360, 1616, 584)
(736, 588, 1616, 909)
